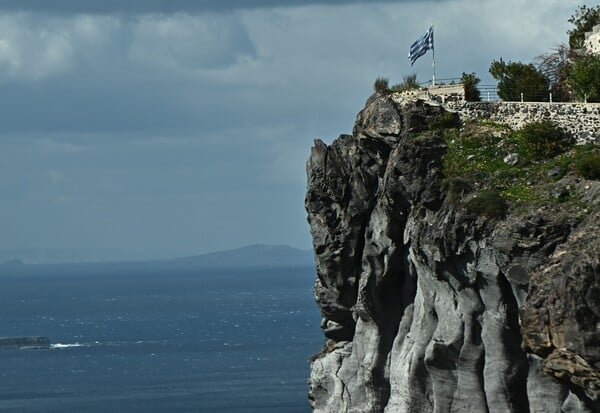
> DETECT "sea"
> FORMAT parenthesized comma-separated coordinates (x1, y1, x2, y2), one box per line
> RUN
(0, 264, 322, 412)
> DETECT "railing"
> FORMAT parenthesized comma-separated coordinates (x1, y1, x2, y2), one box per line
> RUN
(418, 77, 462, 86)
(416, 78, 596, 103)
(477, 85, 499, 102)
(418, 78, 500, 102)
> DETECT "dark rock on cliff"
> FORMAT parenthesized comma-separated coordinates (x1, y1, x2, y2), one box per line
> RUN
(305, 93, 600, 412)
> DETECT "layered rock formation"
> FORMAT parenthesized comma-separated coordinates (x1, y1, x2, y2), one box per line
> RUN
(305, 93, 600, 412)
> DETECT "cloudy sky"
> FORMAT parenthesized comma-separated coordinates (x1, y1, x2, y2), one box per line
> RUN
(0, 0, 595, 262)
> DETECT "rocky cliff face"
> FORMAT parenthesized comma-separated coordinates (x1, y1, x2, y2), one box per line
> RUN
(305, 93, 600, 412)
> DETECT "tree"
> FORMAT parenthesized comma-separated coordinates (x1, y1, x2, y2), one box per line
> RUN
(568, 5, 600, 49)
(534, 44, 573, 101)
(489, 58, 550, 101)
(568, 53, 600, 102)
(460, 72, 481, 101)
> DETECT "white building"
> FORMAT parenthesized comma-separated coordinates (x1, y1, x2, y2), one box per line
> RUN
(584, 24, 600, 54)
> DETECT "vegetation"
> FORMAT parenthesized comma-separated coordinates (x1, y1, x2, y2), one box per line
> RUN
(517, 120, 572, 160)
(461, 72, 481, 102)
(373, 74, 422, 95)
(489, 58, 549, 101)
(440, 119, 597, 216)
(574, 150, 600, 180)
(464, 190, 507, 218)
(534, 45, 573, 102)
(390, 74, 420, 93)
(486, 5, 600, 103)
(442, 177, 472, 203)
(436, 4, 600, 217)
(374, 77, 390, 94)
(431, 111, 461, 129)
(568, 54, 600, 102)
(374, 6, 600, 103)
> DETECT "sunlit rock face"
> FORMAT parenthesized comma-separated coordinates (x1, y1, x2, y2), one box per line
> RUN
(305, 93, 600, 412)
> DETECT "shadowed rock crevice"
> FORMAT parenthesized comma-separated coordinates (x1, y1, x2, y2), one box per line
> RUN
(306, 93, 600, 412)
(497, 270, 530, 412)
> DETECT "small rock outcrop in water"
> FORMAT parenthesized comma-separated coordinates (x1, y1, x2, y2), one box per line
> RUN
(305, 92, 600, 412)
(0, 336, 50, 349)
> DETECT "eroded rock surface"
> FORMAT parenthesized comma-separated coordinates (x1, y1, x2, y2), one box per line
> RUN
(305, 92, 600, 412)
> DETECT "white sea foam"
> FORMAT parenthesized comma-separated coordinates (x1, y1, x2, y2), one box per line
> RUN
(51, 342, 84, 349)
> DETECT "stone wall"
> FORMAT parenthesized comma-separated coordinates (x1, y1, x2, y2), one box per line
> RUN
(398, 84, 465, 104)
(446, 101, 600, 144)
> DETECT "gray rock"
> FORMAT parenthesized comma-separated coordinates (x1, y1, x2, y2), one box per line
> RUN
(504, 152, 519, 166)
(547, 166, 562, 178)
(305, 93, 600, 412)
(552, 187, 570, 201)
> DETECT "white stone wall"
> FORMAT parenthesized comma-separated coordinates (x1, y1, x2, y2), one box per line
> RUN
(397, 84, 465, 104)
(446, 101, 600, 144)
(585, 24, 600, 54)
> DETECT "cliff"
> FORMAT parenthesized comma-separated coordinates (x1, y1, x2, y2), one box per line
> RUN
(305, 92, 600, 412)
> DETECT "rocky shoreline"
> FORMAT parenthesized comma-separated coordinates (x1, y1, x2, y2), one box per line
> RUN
(0, 336, 50, 350)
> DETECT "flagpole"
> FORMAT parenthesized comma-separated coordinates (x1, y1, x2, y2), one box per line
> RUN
(431, 21, 436, 86)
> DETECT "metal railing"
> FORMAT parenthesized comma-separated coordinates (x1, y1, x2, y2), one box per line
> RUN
(417, 78, 500, 102)
(477, 85, 499, 102)
(415, 78, 596, 103)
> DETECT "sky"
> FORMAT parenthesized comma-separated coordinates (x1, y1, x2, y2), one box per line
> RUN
(0, 0, 595, 263)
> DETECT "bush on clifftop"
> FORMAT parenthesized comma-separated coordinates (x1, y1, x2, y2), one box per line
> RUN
(390, 74, 420, 93)
(517, 120, 572, 161)
(574, 151, 600, 180)
(461, 72, 481, 102)
(373, 77, 390, 94)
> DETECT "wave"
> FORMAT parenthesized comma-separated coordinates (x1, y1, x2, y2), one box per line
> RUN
(51, 339, 170, 349)
(51, 342, 85, 349)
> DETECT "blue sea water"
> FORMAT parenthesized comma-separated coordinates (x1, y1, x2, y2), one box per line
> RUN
(0, 265, 322, 412)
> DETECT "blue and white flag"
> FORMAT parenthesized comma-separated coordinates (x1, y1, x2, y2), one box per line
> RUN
(408, 26, 434, 65)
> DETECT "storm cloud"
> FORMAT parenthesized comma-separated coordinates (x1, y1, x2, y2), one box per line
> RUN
(0, 0, 443, 14)
(0, 0, 595, 262)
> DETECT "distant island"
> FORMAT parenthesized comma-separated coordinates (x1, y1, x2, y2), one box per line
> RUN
(173, 244, 314, 268)
(0, 244, 315, 276)
(1, 259, 24, 266)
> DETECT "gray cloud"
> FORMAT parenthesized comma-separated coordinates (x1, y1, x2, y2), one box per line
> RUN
(0, 0, 593, 262)
(0, 0, 439, 14)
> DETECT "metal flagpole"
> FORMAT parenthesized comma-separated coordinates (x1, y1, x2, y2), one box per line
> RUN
(431, 22, 436, 86)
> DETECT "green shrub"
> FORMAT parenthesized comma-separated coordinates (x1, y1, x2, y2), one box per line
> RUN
(461, 72, 481, 102)
(574, 151, 600, 180)
(465, 190, 507, 218)
(518, 120, 572, 160)
(501, 185, 537, 203)
(374, 77, 390, 94)
(432, 111, 461, 129)
(390, 74, 420, 93)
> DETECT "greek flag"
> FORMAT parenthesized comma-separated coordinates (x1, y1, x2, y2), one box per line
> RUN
(408, 26, 434, 65)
